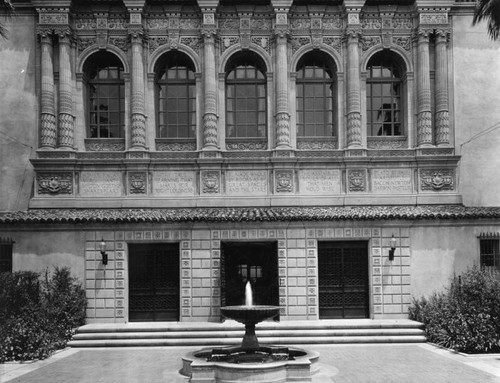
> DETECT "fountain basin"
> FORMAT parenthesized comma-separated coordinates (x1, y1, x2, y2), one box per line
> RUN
(181, 347, 320, 383)
(220, 305, 279, 325)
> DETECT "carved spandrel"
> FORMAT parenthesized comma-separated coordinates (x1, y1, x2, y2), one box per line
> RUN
(371, 169, 412, 194)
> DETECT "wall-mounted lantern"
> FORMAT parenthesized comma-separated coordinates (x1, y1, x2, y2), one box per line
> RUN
(99, 238, 108, 265)
(389, 234, 397, 261)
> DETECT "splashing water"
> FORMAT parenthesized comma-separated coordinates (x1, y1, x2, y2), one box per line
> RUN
(245, 281, 253, 306)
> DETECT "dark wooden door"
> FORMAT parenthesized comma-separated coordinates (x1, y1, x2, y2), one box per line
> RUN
(318, 241, 369, 319)
(128, 243, 179, 321)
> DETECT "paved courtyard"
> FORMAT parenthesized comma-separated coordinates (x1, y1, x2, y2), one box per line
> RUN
(1, 343, 500, 383)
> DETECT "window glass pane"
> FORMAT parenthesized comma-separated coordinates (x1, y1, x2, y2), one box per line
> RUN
(257, 85, 266, 98)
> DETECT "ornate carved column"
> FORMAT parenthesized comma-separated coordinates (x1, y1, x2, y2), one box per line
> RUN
(38, 29, 57, 149)
(201, 27, 219, 150)
(415, 28, 433, 147)
(129, 28, 147, 149)
(274, 29, 291, 149)
(56, 28, 75, 149)
(345, 29, 362, 148)
(435, 29, 450, 146)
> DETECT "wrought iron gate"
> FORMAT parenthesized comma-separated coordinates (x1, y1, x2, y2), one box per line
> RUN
(318, 241, 369, 319)
(129, 243, 180, 321)
(221, 241, 279, 308)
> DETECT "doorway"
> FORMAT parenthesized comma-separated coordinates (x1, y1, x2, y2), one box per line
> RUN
(128, 243, 180, 321)
(318, 241, 369, 319)
(221, 241, 279, 308)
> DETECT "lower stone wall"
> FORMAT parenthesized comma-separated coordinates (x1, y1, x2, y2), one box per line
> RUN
(83, 224, 412, 323)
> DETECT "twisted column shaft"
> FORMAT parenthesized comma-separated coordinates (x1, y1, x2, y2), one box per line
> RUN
(40, 34, 57, 149)
(130, 33, 147, 149)
(435, 30, 450, 146)
(202, 32, 218, 149)
(416, 29, 433, 147)
(346, 31, 362, 148)
(57, 32, 74, 149)
(275, 32, 291, 149)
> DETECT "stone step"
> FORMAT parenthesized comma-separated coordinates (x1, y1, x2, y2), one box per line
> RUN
(68, 319, 426, 348)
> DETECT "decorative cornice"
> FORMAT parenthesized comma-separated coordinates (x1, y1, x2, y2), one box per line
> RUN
(2, 206, 500, 224)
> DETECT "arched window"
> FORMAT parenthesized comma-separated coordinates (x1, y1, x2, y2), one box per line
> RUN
(155, 52, 196, 138)
(296, 51, 337, 137)
(84, 52, 125, 138)
(225, 52, 267, 139)
(366, 51, 405, 136)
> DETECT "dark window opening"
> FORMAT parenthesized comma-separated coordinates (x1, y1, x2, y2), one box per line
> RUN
(84, 52, 125, 139)
(0, 238, 14, 273)
(480, 238, 500, 272)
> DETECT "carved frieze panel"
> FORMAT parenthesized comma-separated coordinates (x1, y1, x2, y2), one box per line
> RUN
(290, 18, 311, 30)
(107, 16, 129, 30)
(85, 139, 126, 152)
(393, 16, 414, 30)
(419, 13, 449, 25)
(275, 171, 294, 194)
(420, 169, 455, 191)
(251, 18, 272, 31)
(367, 137, 407, 149)
(147, 18, 169, 29)
(37, 151, 72, 159)
(348, 170, 367, 192)
(361, 16, 382, 30)
(155, 140, 196, 152)
(219, 17, 239, 31)
(201, 171, 221, 194)
(109, 37, 129, 52)
(179, 18, 201, 30)
(323, 16, 342, 30)
(148, 37, 169, 53)
(75, 17, 97, 30)
(128, 172, 147, 194)
(297, 139, 338, 150)
(226, 140, 267, 151)
(39, 11, 69, 25)
(37, 173, 73, 195)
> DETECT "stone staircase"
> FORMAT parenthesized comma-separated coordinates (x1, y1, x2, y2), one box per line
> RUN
(68, 319, 426, 348)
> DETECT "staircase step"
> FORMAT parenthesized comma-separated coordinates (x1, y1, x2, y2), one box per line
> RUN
(69, 319, 426, 348)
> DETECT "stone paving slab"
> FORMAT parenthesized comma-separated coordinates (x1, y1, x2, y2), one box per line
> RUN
(1, 344, 500, 383)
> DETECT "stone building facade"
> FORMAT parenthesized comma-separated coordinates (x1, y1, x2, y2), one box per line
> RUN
(1, 0, 500, 324)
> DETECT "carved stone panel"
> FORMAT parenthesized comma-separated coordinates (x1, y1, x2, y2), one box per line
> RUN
(298, 169, 341, 195)
(153, 171, 196, 196)
(420, 169, 455, 191)
(201, 171, 221, 195)
(371, 169, 412, 194)
(128, 172, 147, 195)
(275, 171, 294, 194)
(37, 173, 73, 195)
(226, 170, 268, 196)
(80, 171, 122, 197)
(348, 170, 367, 192)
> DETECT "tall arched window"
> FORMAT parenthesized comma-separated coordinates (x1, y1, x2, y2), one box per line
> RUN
(366, 51, 405, 136)
(155, 52, 196, 138)
(225, 52, 267, 139)
(296, 51, 337, 137)
(84, 52, 125, 138)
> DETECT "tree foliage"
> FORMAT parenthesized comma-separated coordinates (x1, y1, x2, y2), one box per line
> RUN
(0, 0, 14, 39)
(473, 0, 500, 40)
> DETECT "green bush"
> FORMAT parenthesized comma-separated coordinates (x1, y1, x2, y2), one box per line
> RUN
(409, 266, 500, 353)
(0, 267, 86, 362)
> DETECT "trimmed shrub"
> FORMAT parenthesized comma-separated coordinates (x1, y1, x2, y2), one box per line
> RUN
(409, 266, 500, 353)
(0, 267, 86, 362)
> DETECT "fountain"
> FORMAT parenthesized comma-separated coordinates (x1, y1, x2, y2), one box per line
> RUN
(181, 281, 319, 382)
